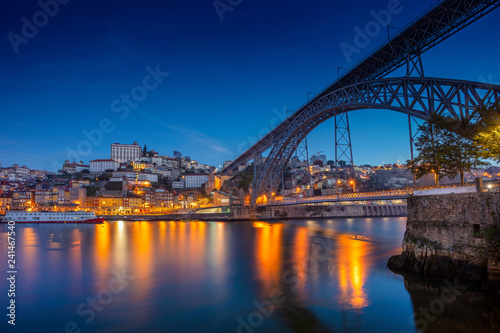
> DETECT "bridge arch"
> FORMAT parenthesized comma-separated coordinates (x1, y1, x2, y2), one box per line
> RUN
(251, 77, 500, 205)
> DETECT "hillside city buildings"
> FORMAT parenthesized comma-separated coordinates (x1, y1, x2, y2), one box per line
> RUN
(1, 142, 499, 215)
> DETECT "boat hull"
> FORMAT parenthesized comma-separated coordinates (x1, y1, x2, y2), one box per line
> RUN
(0, 218, 104, 224)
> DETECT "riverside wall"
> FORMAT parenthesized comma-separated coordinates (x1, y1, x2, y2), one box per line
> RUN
(101, 204, 407, 221)
(388, 192, 500, 282)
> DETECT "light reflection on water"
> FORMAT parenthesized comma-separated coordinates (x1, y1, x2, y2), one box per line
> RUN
(1, 218, 499, 333)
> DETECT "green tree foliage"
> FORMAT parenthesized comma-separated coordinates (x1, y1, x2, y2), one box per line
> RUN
(85, 186, 99, 196)
(310, 153, 327, 166)
(158, 176, 172, 191)
(407, 114, 487, 187)
(238, 163, 254, 191)
(407, 120, 447, 187)
(104, 181, 123, 191)
(97, 172, 111, 181)
(360, 175, 388, 192)
(443, 129, 488, 185)
(473, 104, 500, 163)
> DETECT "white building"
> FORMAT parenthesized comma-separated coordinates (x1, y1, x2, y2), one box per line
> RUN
(62, 160, 89, 173)
(111, 171, 137, 181)
(69, 187, 86, 204)
(162, 157, 179, 169)
(111, 141, 142, 163)
(184, 174, 209, 189)
(110, 171, 158, 184)
(171, 179, 185, 190)
(89, 159, 120, 173)
(137, 173, 158, 182)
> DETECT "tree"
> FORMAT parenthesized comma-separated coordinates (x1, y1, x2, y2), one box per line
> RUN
(338, 160, 347, 168)
(407, 115, 486, 187)
(473, 104, 500, 163)
(326, 160, 335, 167)
(105, 182, 123, 191)
(310, 153, 327, 166)
(173, 151, 182, 159)
(97, 172, 111, 181)
(407, 118, 450, 187)
(238, 163, 254, 191)
(143, 144, 148, 156)
(86, 186, 99, 196)
(442, 129, 488, 185)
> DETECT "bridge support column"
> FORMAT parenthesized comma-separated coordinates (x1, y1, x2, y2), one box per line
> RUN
(408, 115, 422, 187)
(294, 136, 311, 196)
(335, 112, 354, 178)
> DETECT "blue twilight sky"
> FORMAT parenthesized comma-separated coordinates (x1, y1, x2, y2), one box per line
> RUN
(1, 0, 500, 171)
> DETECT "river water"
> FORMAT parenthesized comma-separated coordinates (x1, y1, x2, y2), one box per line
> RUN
(1, 218, 499, 333)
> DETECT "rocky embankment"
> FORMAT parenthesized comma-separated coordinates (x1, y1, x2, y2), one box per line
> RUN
(388, 192, 500, 282)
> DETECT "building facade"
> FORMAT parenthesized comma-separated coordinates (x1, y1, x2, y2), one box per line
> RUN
(69, 188, 86, 205)
(89, 159, 120, 173)
(205, 174, 221, 192)
(34, 189, 58, 207)
(185, 174, 208, 189)
(111, 141, 142, 163)
(12, 190, 33, 210)
(62, 160, 89, 173)
(85, 197, 142, 208)
(0, 195, 12, 214)
(143, 188, 173, 207)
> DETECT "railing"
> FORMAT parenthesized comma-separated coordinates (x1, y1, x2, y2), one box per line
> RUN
(260, 182, 500, 206)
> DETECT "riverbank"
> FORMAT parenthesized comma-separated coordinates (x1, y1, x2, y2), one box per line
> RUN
(100, 203, 407, 221)
(388, 191, 500, 284)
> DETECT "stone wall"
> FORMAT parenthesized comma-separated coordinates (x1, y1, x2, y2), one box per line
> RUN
(255, 204, 407, 220)
(388, 192, 500, 282)
(103, 203, 407, 221)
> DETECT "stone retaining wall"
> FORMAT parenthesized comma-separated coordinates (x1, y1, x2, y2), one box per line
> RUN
(388, 192, 500, 282)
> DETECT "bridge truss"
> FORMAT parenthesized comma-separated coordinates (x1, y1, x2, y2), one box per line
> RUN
(219, 0, 500, 206)
(251, 77, 500, 204)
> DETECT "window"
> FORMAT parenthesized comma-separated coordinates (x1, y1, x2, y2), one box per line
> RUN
(473, 224, 481, 238)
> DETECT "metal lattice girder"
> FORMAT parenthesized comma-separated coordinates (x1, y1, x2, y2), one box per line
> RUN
(222, 0, 500, 174)
(250, 77, 500, 205)
(293, 136, 311, 188)
(335, 112, 354, 169)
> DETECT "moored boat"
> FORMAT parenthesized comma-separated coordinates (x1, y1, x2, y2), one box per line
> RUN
(1, 211, 104, 224)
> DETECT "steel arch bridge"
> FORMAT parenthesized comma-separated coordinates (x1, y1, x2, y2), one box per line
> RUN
(251, 77, 500, 205)
(218, 0, 500, 206)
